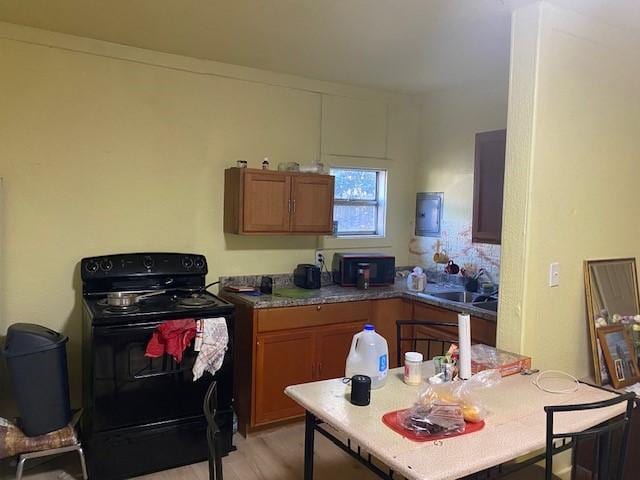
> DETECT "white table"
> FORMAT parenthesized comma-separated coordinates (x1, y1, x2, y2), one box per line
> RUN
(285, 365, 626, 480)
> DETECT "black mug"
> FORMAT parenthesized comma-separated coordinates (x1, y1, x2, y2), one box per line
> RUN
(349, 374, 371, 406)
(260, 276, 273, 294)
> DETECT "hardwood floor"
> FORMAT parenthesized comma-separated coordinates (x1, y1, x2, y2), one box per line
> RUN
(0, 422, 379, 480)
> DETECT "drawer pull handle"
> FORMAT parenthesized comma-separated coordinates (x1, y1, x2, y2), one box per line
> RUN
(316, 305, 321, 311)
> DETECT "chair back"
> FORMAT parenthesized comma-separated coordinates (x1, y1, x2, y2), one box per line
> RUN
(395, 319, 458, 366)
(544, 391, 635, 480)
(203, 381, 224, 480)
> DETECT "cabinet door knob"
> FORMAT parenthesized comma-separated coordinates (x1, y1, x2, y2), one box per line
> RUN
(316, 305, 321, 311)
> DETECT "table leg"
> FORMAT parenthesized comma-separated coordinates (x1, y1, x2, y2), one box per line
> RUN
(304, 410, 316, 480)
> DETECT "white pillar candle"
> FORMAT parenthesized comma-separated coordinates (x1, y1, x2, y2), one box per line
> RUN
(458, 313, 472, 380)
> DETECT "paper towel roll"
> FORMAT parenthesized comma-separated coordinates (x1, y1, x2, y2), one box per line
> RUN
(458, 313, 472, 380)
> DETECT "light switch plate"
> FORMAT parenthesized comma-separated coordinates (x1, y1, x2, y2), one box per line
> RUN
(549, 262, 560, 287)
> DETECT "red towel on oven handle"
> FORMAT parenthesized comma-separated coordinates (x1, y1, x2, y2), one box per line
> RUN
(145, 319, 197, 363)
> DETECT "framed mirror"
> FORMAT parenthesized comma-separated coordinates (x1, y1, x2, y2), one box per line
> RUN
(584, 258, 640, 385)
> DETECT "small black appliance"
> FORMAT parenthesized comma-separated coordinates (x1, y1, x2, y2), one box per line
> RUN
(332, 253, 396, 287)
(293, 264, 321, 289)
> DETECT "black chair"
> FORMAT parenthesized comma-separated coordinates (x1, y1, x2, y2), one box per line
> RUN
(502, 391, 636, 480)
(203, 381, 224, 480)
(395, 319, 459, 366)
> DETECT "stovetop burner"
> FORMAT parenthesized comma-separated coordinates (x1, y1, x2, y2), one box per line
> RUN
(103, 304, 141, 315)
(85, 290, 233, 323)
(177, 295, 217, 308)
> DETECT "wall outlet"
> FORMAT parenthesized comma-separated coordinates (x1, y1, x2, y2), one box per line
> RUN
(315, 249, 325, 267)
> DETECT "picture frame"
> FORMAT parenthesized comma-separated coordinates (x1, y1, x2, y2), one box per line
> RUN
(584, 258, 640, 385)
(597, 325, 640, 389)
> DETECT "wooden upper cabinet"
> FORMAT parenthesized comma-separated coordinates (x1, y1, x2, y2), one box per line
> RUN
(224, 168, 334, 235)
(472, 129, 507, 244)
(290, 175, 335, 233)
(243, 171, 291, 233)
(321, 95, 387, 158)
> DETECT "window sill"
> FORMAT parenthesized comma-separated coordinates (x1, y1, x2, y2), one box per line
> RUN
(334, 234, 385, 240)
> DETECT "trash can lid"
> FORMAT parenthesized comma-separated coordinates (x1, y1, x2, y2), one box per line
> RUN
(2, 323, 68, 358)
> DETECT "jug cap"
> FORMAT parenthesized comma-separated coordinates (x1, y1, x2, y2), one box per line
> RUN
(364, 324, 375, 331)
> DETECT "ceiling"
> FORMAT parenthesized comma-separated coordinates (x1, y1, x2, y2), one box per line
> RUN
(0, 0, 515, 94)
(0, 1, 637, 94)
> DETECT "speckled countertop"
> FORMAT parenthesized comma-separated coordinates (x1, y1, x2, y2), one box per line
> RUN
(219, 280, 498, 321)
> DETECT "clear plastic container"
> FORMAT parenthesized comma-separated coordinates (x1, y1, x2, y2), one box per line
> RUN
(404, 351, 423, 385)
(345, 324, 389, 389)
(407, 266, 427, 292)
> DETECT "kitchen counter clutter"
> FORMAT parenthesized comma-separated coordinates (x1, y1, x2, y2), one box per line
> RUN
(286, 365, 626, 480)
(220, 275, 499, 434)
(220, 280, 498, 321)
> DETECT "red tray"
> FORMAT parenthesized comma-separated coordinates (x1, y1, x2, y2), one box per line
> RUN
(382, 409, 485, 442)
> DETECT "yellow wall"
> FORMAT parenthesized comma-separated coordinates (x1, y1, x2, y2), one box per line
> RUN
(0, 22, 419, 408)
(499, 2, 640, 378)
(408, 82, 508, 279)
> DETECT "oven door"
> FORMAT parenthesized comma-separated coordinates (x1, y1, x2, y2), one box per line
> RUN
(89, 317, 233, 432)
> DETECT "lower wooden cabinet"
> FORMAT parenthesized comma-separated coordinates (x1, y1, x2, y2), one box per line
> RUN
(254, 321, 365, 425)
(315, 322, 365, 380)
(412, 302, 497, 352)
(226, 295, 497, 435)
(254, 329, 315, 424)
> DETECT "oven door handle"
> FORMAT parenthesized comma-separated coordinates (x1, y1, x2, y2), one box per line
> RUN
(93, 322, 162, 336)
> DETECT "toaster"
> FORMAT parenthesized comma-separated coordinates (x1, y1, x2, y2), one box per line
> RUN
(294, 264, 321, 289)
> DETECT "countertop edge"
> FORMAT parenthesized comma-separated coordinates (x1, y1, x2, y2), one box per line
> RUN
(221, 287, 497, 322)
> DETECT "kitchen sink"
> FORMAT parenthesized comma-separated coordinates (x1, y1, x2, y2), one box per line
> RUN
(426, 291, 483, 303)
(471, 300, 498, 312)
(419, 290, 498, 313)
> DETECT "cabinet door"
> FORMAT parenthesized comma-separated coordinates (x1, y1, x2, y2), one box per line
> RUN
(472, 129, 506, 244)
(243, 171, 291, 233)
(315, 322, 367, 381)
(370, 298, 413, 368)
(321, 95, 387, 158)
(290, 175, 334, 233)
(254, 330, 314, 425)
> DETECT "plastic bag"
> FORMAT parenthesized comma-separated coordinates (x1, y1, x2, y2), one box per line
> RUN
(418, 369, 501, 423)
(397, 401, 465, 437)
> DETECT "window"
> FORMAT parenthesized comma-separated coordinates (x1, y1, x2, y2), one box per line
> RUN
(330, 167, 387, 237)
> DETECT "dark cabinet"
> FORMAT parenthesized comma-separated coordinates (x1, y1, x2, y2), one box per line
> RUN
(472, 129, 506, 244)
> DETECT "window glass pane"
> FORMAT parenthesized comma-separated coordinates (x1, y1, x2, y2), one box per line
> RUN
(334, 205, 377, 233)
(332, 169, 377, 201)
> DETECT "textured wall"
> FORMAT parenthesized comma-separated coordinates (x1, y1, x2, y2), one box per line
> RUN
(499, 2, 640, 378)
(409, 82, 508, 284)
(0, 22, 419, 410)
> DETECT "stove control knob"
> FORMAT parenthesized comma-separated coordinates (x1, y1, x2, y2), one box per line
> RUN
(86, 260, 99, 273)
(182, 256, 194, 270)
(143, 256, 154, 269)
(100, 259, 113, 272)
(194, 257, 205, 270)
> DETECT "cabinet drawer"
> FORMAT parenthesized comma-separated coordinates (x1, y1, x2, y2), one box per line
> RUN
(257, 300, 370, 332)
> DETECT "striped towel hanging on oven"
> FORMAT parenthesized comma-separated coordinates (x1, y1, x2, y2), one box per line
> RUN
(192, 318, 228, 381)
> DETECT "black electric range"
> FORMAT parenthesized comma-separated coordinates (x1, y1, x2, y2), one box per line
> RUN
(81, 252, 235, 480)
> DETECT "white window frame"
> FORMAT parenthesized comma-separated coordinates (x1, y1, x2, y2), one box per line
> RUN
(330, 167, 387, 238)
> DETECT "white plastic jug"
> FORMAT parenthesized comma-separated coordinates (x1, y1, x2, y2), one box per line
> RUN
(345, 324, 389, 389)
